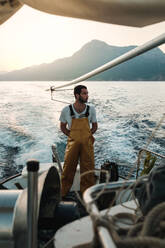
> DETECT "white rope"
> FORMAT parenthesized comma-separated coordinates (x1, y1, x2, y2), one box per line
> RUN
(52, 89, 73, 91)
(51, 98, 70, 104)
(50, 88, 71, 104)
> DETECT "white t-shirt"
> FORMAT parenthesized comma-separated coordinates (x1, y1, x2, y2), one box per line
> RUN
(59, 104, 97, 129)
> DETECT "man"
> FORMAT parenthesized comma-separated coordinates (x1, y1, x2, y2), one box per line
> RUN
(59, 85, 98, 198)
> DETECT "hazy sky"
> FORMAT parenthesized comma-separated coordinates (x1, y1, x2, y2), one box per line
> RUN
(0, 5, 165, 72)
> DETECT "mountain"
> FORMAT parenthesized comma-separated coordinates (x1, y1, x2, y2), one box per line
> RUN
(0, 40, 165, 81)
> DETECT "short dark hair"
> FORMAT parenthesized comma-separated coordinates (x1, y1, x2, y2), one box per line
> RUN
(74, 85, 87, 97)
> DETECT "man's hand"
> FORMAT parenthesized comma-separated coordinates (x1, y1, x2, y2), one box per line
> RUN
(91, 122, 98, 134)
(60, 122, 70, 136)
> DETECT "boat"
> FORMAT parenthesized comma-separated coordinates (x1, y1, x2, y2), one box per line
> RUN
(0, 1, 165, 248)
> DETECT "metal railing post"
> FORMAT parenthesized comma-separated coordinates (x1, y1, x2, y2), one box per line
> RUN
(27, 159, 39, 248)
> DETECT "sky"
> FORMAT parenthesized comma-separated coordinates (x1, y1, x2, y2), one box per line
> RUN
(0, 5, 165, 72)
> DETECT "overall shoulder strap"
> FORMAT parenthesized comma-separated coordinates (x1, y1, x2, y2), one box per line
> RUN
(69, 104, 75, 117)
(85, 105, 90, 117)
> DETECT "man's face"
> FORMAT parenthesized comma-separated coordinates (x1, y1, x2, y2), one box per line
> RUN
(78, 88, 88, 103)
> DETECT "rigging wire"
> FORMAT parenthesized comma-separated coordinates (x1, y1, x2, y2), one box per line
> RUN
(51, 98, 70, 104)
(50, 86, 71, 104)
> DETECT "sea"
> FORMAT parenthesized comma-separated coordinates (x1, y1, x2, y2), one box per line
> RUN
(0, 81, 165, 179)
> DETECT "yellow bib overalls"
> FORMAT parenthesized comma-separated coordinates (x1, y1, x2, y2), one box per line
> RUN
(61, 106, 95, 197)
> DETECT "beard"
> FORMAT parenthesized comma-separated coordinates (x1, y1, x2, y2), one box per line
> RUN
(79, 95, 87, 103)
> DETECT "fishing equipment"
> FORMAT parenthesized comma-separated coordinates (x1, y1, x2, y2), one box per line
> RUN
(134, 164, 165, 215)
(100, 160, 119, 183)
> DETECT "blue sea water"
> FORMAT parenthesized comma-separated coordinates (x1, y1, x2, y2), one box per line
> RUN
(0, 81, 165, 178)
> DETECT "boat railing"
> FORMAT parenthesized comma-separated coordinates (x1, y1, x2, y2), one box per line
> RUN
(0, 173, 22, 189)
(51, 144, 63, 173)
(136, 148, 165, 179)
(83, 180, 138, 248)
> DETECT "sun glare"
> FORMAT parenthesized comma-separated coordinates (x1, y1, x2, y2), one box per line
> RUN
(0, 5, 165, 71)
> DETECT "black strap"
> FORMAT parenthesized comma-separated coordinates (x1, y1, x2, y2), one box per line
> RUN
(69, 104, 75, 117)
(69, 104, 90, 118)
(85, 105, 90, 117)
